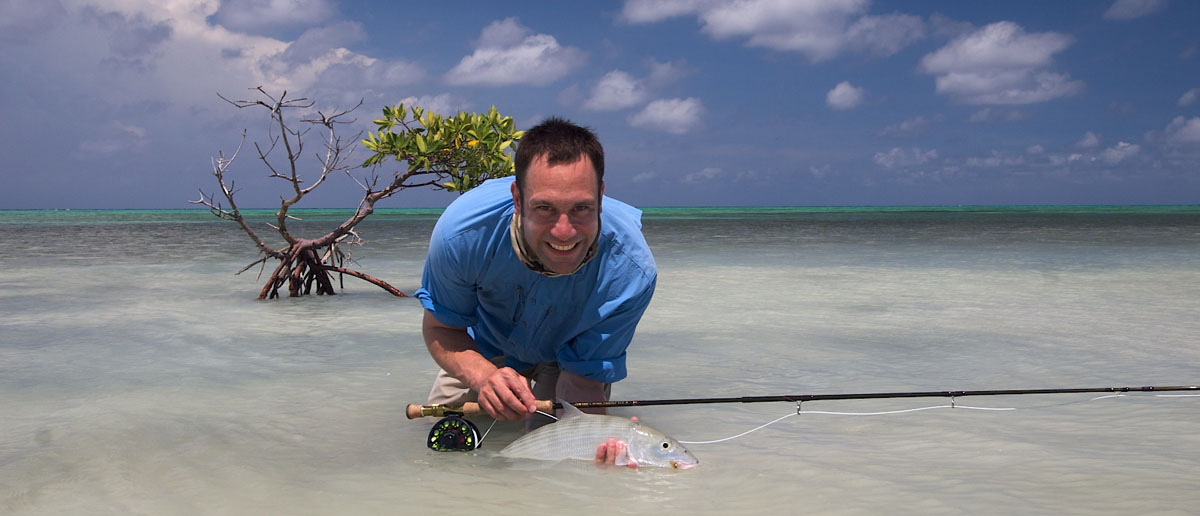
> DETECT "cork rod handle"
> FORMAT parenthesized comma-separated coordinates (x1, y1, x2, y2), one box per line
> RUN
(406, 400, 556, 419)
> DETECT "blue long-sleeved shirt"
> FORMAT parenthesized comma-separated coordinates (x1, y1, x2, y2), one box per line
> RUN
(415, 177, 657, 383)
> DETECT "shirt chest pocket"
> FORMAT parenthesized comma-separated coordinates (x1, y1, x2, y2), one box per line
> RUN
(508, 285, 557, 354)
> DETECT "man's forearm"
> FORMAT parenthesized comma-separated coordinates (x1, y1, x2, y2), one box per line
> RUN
(423, 310, 537, 420)
(422, 311, 496, 391)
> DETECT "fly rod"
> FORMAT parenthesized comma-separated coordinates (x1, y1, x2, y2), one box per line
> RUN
(406, 384, 1198, 418)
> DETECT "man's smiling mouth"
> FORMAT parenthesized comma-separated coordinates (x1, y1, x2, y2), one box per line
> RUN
(549, 242, 577, 252)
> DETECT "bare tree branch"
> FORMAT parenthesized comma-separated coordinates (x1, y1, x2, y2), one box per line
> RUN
(200, 87, 519, 300)
(190, 129, 283, 259)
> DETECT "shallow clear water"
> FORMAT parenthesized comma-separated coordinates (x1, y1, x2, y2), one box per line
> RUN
(2, 207, 1198, 515)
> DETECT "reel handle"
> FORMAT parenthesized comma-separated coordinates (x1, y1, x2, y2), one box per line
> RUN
(406, 400, 555, 419)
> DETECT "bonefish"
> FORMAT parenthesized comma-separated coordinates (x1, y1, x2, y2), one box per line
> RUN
(498, 401, 699, 469)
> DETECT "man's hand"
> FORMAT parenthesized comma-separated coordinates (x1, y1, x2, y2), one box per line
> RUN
(424, 311, 536, 420)
(476, 367, 538, 421)
(594, 417, 640, 468)
(594, 438, 638, 468)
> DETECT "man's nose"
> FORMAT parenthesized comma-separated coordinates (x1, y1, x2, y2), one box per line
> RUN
(550, 213, 576, 240)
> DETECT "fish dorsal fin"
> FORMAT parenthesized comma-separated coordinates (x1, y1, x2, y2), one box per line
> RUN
(558, 399, 585, 419)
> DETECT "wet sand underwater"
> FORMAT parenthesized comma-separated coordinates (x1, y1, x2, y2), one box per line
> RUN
(2, 207, 1198, 514)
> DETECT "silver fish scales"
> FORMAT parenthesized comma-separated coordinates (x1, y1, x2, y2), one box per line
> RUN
(498, 401, 699, 469)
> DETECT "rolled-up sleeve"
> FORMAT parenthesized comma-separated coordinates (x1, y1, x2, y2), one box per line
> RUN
(557, 275, 657, 383)
(415, 232, 479, 330)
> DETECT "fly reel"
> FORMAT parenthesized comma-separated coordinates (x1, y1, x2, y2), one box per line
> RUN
(427, 415, 480, 452)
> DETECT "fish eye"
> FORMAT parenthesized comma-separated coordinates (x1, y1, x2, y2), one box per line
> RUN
(661, 442, 671, 449)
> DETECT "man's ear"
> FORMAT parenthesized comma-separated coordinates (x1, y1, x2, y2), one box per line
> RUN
(599, 181, 605, 214)
(511, 181, 521, 212)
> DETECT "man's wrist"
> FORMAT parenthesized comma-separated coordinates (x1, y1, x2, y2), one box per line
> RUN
(462, 358, 500, 393)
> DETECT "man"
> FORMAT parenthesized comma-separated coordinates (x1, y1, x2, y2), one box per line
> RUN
(415, 118, 657, 441)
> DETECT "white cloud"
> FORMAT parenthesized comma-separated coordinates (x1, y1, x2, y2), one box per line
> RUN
(475, 15, 529, 47)
(631, 171, 659, 183)
(10, 2, 285, 109)
(258, 22, 424, 106)
(1076, 131, 1101, 148)
(680, 166, 767, 184)
(920, 21, 1083, 105)
(0, 0, 66, 43)
(1026, 144, 1045, 154)
(826, 81, 865, 110)
(968, 107, 1028, 122)
(628, 97, 704, 134)
(78, 121, 148, 154)
(618, 0, 716, 23)
(921, 22, 1073, 73)
(25, 0, 429, 109)
(1164, 116, 1200, 144)
(1051, 153, 1087, 165)
(1101, 141, 1140, 163)
(965, 151, 1025, 168)
(880, 115, 929, 136)
(1179, 88, 1200, 107)
(582, 59, 691, 111)
(1046, 140, 1142, 167)
(620, 0, 925, 62)
(874, 147, 937, 169)
(444, 18, 585, 86)
(86, 8, 174, 64)
(0, 0, 431, 151)
(843, 13, 927, 57)
(682, 166, 723, 183)
(1103, 0, 1167, 20)
(213, 0, 337, 33)
(275, 21, 365, 66)
(398, 94, 468, 116)
(645, 58, 691, 87)
(584, 71, 648, 111)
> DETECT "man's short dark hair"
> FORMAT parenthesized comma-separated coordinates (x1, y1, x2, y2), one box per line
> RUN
(514, 117, 604, 194)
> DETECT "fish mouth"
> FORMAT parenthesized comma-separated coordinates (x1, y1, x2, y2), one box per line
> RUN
(670, 460, 698, 470)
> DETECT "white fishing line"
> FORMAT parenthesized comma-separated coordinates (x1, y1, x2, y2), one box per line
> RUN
(679, 412, 799, 444)
(1019, 393, 1126, 410)
(477, 411, 558, 447)
(478, 419, 498, 447)
(678, 393, 1192, 445)
(679, 404, 1010, 444)
(536, 410, 559, 420)
(798, 404, 1015, 416)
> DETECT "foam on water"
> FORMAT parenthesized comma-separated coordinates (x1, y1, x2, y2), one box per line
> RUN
(1, 208, 1198, 514)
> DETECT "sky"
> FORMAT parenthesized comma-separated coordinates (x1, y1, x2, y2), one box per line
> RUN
(1, 0, 1198, 209)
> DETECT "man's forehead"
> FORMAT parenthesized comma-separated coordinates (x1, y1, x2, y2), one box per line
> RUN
(530, 152, 591, 170)
(524, 154, 600, 196)
(525, 187, 599, 205)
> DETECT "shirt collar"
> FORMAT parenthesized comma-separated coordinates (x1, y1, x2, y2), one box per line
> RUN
(509, 206, 599, 277)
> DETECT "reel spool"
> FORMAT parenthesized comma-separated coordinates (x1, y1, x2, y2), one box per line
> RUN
(427, 415, 481, 452)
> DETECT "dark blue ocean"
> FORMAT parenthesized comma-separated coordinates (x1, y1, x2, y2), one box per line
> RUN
(2, 206, 1198, 514)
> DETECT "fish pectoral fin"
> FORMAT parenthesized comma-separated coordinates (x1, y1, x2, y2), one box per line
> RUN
(614, 446, 634, 467)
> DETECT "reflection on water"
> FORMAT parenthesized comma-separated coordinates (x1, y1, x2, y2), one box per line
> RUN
(1, 208, 1198, 514)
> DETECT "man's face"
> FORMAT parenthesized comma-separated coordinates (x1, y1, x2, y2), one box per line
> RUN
(511, 154, 603, 275)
